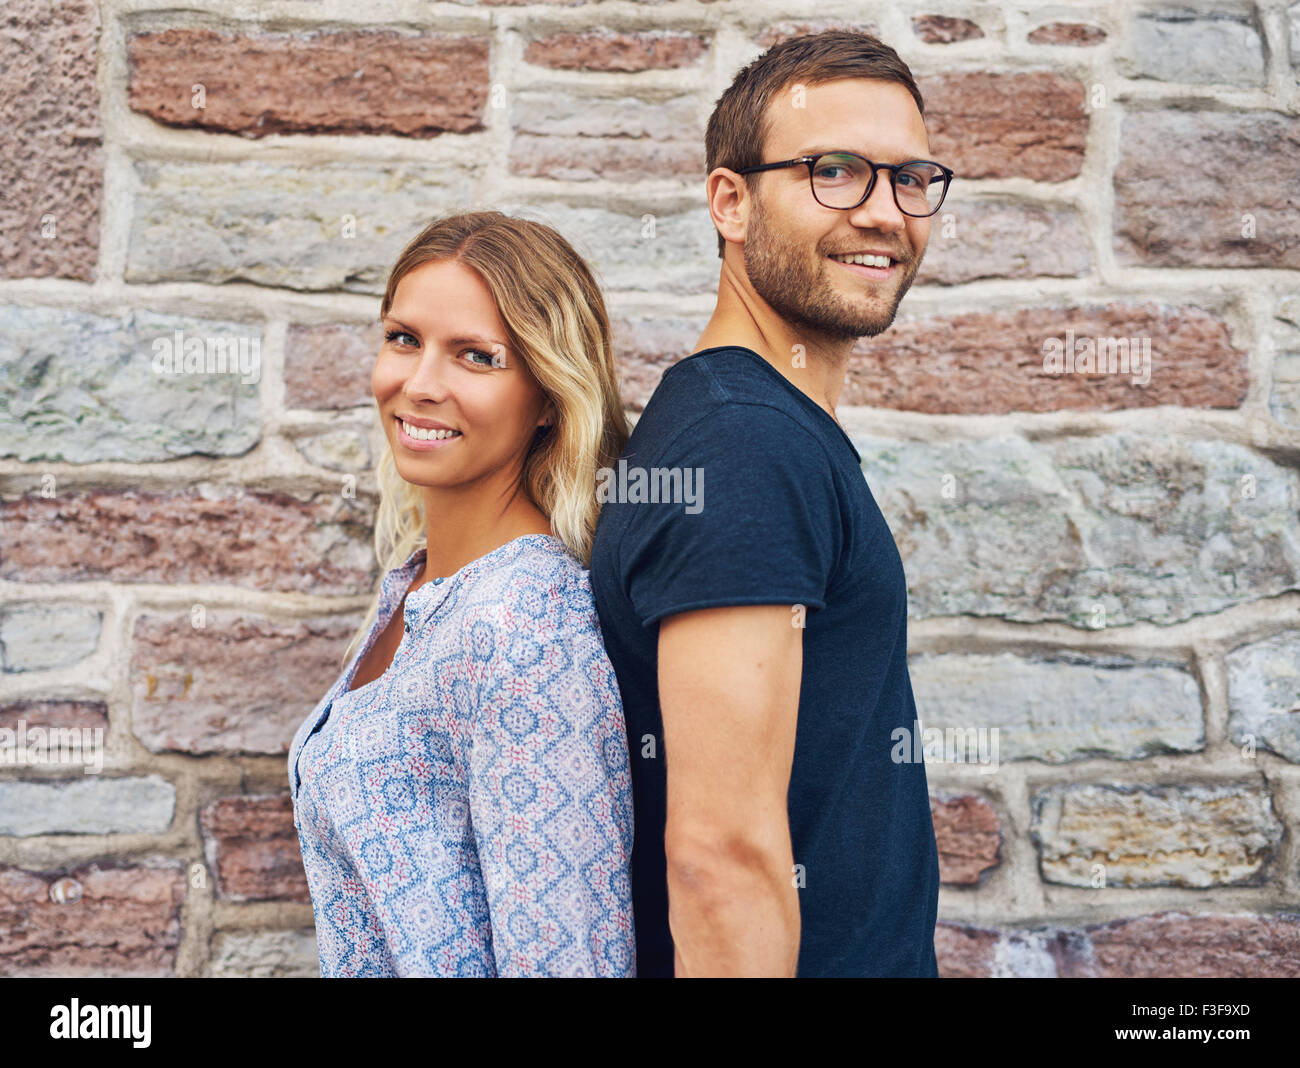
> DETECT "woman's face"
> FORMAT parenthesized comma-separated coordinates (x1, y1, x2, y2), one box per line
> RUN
(373, 259, 552, 495)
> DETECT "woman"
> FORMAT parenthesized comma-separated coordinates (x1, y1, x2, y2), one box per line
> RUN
(287, 212, 635, 977)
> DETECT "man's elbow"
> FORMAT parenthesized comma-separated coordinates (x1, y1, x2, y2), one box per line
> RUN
(664, 818, 792, 902)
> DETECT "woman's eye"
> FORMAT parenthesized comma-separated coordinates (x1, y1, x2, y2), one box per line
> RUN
(465, 348, 498, 367)
(384, 329, 417, 347)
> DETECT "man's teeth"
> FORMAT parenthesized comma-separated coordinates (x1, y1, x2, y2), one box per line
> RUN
(400, 419, 461, 440)
(831, 253, 892, 268)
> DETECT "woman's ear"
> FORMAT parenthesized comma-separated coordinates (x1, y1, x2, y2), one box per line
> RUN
(536, 400, 555, 428)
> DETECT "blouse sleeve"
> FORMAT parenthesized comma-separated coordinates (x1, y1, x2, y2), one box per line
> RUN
(466, 563, 636, 977)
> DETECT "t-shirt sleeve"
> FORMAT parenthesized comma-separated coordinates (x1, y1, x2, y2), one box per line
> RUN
(619, 402, 841, 628)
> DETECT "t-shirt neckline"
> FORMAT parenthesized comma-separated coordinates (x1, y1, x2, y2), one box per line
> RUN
(684, 344, 862, 464)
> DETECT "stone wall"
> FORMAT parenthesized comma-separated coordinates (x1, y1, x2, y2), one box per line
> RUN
(1, 0, 1297, 977)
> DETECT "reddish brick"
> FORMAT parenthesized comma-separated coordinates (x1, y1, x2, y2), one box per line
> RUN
(0, 700, 108, 735)
(935, 922, 999, 977)
(1028, 22, 1108, 46)
(0, 862, 185, 976)
(1062, 912, 1300, 978)
(285, 322, 383, 410)
(931, 794, 1001, 885)
(524, 31, 707, 72)
(0, 488, 376, 595)
(754, 22, 878, 49)
(131, 612, 360, 755)
(1115, 110, 1300, 269)
(0, 0, 102, 281)
(846, 303, 1247, 414)
(201, 795, 310, 903)
(913, 15, 984, 43)
(128, 29, 489, 138)
(919, 72, 1088, 182)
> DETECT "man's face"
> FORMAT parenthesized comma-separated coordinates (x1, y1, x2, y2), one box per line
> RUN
(741, 78, 935, 342)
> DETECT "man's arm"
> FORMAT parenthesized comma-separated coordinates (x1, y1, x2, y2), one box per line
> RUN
(657, 603, 803, 977)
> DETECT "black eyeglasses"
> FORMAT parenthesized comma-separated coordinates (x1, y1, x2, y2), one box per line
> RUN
(737, 151, 954, 217)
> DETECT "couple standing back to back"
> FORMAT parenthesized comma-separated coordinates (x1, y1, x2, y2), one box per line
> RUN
(288, 29, 947, 978)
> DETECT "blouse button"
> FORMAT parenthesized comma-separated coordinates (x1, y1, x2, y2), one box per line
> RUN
(433, 576, 443, 585)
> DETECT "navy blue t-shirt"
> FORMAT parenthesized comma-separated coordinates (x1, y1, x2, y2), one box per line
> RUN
(588, 345, 940, 978)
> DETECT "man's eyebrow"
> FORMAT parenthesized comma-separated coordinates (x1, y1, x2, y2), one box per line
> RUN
(800, 145, 931, 162)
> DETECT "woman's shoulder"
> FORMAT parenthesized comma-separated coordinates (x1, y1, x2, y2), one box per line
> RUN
(457, 535, 594, 621)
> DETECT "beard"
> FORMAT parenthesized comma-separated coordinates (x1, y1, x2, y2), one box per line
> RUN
(743, 194, 922, 342)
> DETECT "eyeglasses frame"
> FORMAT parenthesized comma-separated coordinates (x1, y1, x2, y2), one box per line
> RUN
(736, 151, 955, 217)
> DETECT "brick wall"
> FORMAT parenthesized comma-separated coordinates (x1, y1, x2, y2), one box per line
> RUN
(1, 0, 1297, 977)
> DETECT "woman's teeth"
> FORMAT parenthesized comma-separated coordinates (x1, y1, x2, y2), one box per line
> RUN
(400, 419, 461, 440)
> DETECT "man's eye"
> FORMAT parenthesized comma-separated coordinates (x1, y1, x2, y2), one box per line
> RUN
(385, 329, 417, 347)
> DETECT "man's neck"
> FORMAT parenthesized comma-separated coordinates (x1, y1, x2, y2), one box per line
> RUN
(695, 263, 854, 428)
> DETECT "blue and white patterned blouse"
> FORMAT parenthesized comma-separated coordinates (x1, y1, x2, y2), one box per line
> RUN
(287, 533, 636, 977)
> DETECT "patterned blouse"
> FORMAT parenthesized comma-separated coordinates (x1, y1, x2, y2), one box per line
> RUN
(287, 534, 636, 977)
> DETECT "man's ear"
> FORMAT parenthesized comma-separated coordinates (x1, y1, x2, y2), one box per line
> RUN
(706, 167, 749, 250)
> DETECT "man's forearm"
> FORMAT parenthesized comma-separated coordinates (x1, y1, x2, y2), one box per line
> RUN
(665, 837, 801, 976)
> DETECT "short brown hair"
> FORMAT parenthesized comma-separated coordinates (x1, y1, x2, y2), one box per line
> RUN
(705, 30, 925, 257)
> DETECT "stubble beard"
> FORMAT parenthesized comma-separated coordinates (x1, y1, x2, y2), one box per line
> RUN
(743, 195, 922, 343)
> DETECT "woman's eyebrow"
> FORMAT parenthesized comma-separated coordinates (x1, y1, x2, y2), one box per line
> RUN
(380, 315, 419, 333)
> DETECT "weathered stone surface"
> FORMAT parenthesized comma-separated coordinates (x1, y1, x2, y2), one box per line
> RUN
(0, 603, 102, 673)
(128, 29, 489, 138)
(510, 92, 704, 180)
(610, 314, 709, 410)
(934, 921, 1000, 977)
(131, 612, 360, 755)
(1031, 783, 1283, 887)
(126, 161, 472, 294)
(1226, 633, 1300, 763)
(0, 862, 185, 976)
(500, 202, 718, 295)
(1027, 22, 1107, 45)
(916, 200, 1090, 284)
(930, 794, 1000, 885)
(0, 0, 102, 281)
(913, 15, 984, 43)
(0, 488, 377, 595)
(910, 652, 1203, 762)
(1270, 350, 1300, 429)
(848, 303, 1246, 413)
(918, 72, 1088, 182)
(200, 795, 310, 902)
(0, 776, 174, 836)
(755, 21, 878, 49)
(1115, 110, 1300, 269)
(1118, 11, 1265, 86)
(0, 306, 261, 462)
(0, 700, 108, 735)
(208, 928, 319, 977)
(285, 322, 382, 410)
(1060, 912, 1300, 977)
(937, 912, 1300, 977)
(855, 433, 1300, 627)
(524, 30, 707, 71)
(294, 430, 371, 473)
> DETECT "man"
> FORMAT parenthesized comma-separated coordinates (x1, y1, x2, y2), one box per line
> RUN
(588, 30, 946, 977)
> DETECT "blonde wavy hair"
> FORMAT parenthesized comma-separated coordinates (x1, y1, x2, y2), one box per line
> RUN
(341, 211, 630, 666)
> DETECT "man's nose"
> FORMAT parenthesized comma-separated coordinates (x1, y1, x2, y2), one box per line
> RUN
(844, 173, 907, 233)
